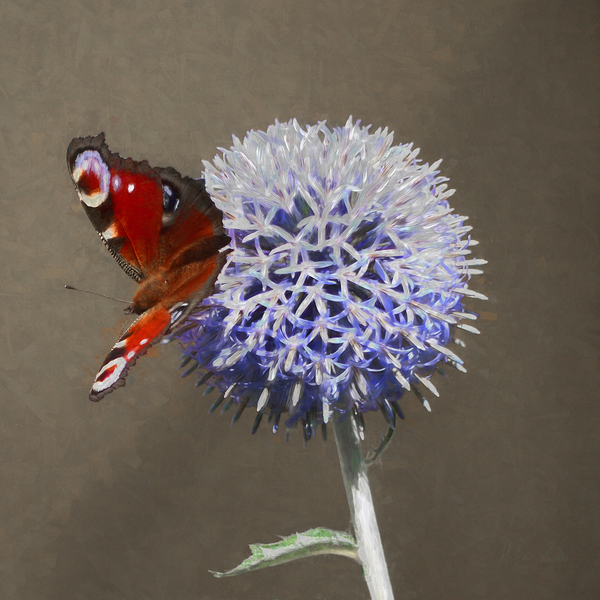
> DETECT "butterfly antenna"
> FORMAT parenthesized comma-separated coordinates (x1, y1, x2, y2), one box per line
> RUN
(64, 284, 130, 305)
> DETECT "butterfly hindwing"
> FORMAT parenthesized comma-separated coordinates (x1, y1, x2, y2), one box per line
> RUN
(90, 304, 172, 401)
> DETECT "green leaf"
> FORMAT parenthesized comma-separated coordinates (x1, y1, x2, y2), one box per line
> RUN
(210, 527, 359, 578)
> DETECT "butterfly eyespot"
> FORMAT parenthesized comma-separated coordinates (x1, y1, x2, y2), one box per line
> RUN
(162, 184, 180, 213)
(72, 150, 110, 208)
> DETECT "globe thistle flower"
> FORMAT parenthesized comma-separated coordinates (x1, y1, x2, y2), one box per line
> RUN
(176, 117, 486, 439)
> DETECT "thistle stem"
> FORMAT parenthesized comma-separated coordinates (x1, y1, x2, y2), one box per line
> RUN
(333, 413, 395, 600)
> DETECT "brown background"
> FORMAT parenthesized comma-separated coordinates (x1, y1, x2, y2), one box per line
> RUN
(1, 1, 598, 598)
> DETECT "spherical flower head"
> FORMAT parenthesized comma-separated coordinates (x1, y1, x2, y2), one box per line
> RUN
(176, 118, 487, 439)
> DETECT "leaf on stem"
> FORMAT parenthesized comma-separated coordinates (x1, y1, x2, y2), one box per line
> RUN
(210, 527, 359, 578)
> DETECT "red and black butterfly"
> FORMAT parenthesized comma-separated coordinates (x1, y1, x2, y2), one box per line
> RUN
(67, 134, 230, 401)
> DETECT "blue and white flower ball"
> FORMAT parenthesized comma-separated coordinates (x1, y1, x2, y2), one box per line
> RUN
(176, 118, 487, 440)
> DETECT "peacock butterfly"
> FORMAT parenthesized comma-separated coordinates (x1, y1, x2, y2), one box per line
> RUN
(67, 133, 230, 401)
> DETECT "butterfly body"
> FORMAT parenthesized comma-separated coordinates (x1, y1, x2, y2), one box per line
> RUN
(67, 133, 230, 401)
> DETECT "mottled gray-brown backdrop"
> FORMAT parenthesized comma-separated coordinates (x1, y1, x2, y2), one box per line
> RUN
(1, 1, 598, 598)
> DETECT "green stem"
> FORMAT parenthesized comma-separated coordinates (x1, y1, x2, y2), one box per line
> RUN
(333, 413, 395, 600)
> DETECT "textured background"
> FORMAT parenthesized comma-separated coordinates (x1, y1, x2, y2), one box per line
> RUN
(1, 1, 598, 599)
